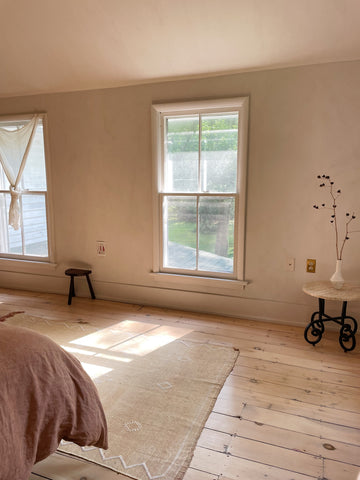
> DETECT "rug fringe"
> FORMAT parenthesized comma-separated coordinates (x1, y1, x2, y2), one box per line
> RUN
(55, 450, 134, 478)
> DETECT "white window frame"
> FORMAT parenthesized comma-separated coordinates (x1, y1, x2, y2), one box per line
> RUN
(151, 97, 249, 285)
(0, 112, 55, 264)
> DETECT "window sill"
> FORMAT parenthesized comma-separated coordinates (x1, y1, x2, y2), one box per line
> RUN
(0, 258, 57, 274)
(150, 272, 249, 296)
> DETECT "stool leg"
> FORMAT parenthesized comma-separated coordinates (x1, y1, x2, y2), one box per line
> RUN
(71, 276, 76, 298)
(86, 274, 96, 299)
(68, 276, 75, 305)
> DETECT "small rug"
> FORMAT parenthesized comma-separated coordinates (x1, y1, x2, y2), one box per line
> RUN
(5, 313, 238, 480)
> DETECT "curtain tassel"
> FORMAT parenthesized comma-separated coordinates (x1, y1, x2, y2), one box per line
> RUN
(9, 186, 21, 230)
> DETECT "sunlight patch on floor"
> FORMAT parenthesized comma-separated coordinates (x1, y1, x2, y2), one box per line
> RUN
(70, 320, 159, 349)
(95, 352, 133, 363)
(61, 345, 96, 356)
(66, 319, 193, 358)
(80, 362, 113, 380)
(110, 325, 193, 356)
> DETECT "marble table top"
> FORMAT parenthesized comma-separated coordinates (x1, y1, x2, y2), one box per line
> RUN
(303, 281, 360, 302)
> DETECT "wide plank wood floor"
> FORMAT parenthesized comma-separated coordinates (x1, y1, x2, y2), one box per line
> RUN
(0, 288, 359, 480)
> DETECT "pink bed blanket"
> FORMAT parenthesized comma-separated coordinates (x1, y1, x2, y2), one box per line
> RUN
(0, 323, 108, 479)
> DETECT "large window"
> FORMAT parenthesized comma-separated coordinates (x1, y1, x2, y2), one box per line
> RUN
(152, 97, 248, 280)
(0, 114, 52, 262)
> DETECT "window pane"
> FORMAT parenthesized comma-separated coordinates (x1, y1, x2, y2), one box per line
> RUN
(23, 194, 48, 256)
(0, 193, 22, 254)
(22, 121, 47, 191)
(200, 114, 238, 193)
(163, 196, 197, 270)
(165, 116, 199, 192)
(198, 197, 234, 273)
(0, 166, 8, 190)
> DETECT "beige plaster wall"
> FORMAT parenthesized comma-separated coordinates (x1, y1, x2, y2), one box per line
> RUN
(0, 60, 359, 326)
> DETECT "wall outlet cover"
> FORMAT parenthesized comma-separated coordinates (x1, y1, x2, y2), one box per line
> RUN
(306, 258, 316, 273)
(96, 241, 106, 256)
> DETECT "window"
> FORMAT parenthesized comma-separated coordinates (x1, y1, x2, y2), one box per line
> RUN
(152, 97, 249, 281)
(0, 114, 53, 262)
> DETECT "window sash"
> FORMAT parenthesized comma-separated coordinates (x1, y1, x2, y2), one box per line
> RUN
(160, 192, 238, 279)
(0, 191, 49, 261)
(152, 97, 249, 281)
(163, 112, 239, 195)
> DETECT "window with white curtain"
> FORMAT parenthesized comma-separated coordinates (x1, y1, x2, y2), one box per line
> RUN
(0, 114, 52, 261)
(152, 97, 249, 282)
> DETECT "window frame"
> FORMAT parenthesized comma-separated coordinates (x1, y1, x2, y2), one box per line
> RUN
(151, 97, 249, 283)
(0, 112, 55, 264)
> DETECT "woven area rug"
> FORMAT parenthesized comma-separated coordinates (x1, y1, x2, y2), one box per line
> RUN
(4, 312, 238, 480)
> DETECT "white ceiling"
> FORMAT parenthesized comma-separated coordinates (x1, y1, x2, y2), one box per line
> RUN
(1, 0, 360, 98)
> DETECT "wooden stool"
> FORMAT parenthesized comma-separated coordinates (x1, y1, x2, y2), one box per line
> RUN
(65, 268, 96, 305)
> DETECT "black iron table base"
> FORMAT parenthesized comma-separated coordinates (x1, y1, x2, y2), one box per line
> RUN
(304, 297, 357, 352)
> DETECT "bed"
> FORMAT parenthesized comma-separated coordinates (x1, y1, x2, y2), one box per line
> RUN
(0, 322, 108, 480)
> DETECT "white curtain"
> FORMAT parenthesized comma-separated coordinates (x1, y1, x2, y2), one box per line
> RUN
(0, 115, 39, 230)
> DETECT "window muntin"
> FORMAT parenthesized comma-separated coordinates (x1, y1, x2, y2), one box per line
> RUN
(154, 99, 248, 280)
(0, 116, 51, 261)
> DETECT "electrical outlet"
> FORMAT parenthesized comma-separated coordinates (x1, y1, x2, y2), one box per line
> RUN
(96, 241, 106, 256)
(287, 258, 295, 271)
(306, 259, 316, 273)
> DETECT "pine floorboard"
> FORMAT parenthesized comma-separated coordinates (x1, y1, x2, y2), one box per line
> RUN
(0, 288, 358, 480)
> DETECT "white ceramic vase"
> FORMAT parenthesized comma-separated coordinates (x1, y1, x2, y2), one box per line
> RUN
(330, 259, 344, 289)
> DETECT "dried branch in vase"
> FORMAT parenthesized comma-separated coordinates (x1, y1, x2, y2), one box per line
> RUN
(313, 175, 357, 260)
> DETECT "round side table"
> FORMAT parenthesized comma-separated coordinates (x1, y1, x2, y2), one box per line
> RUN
(303, 281, 360, 352)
